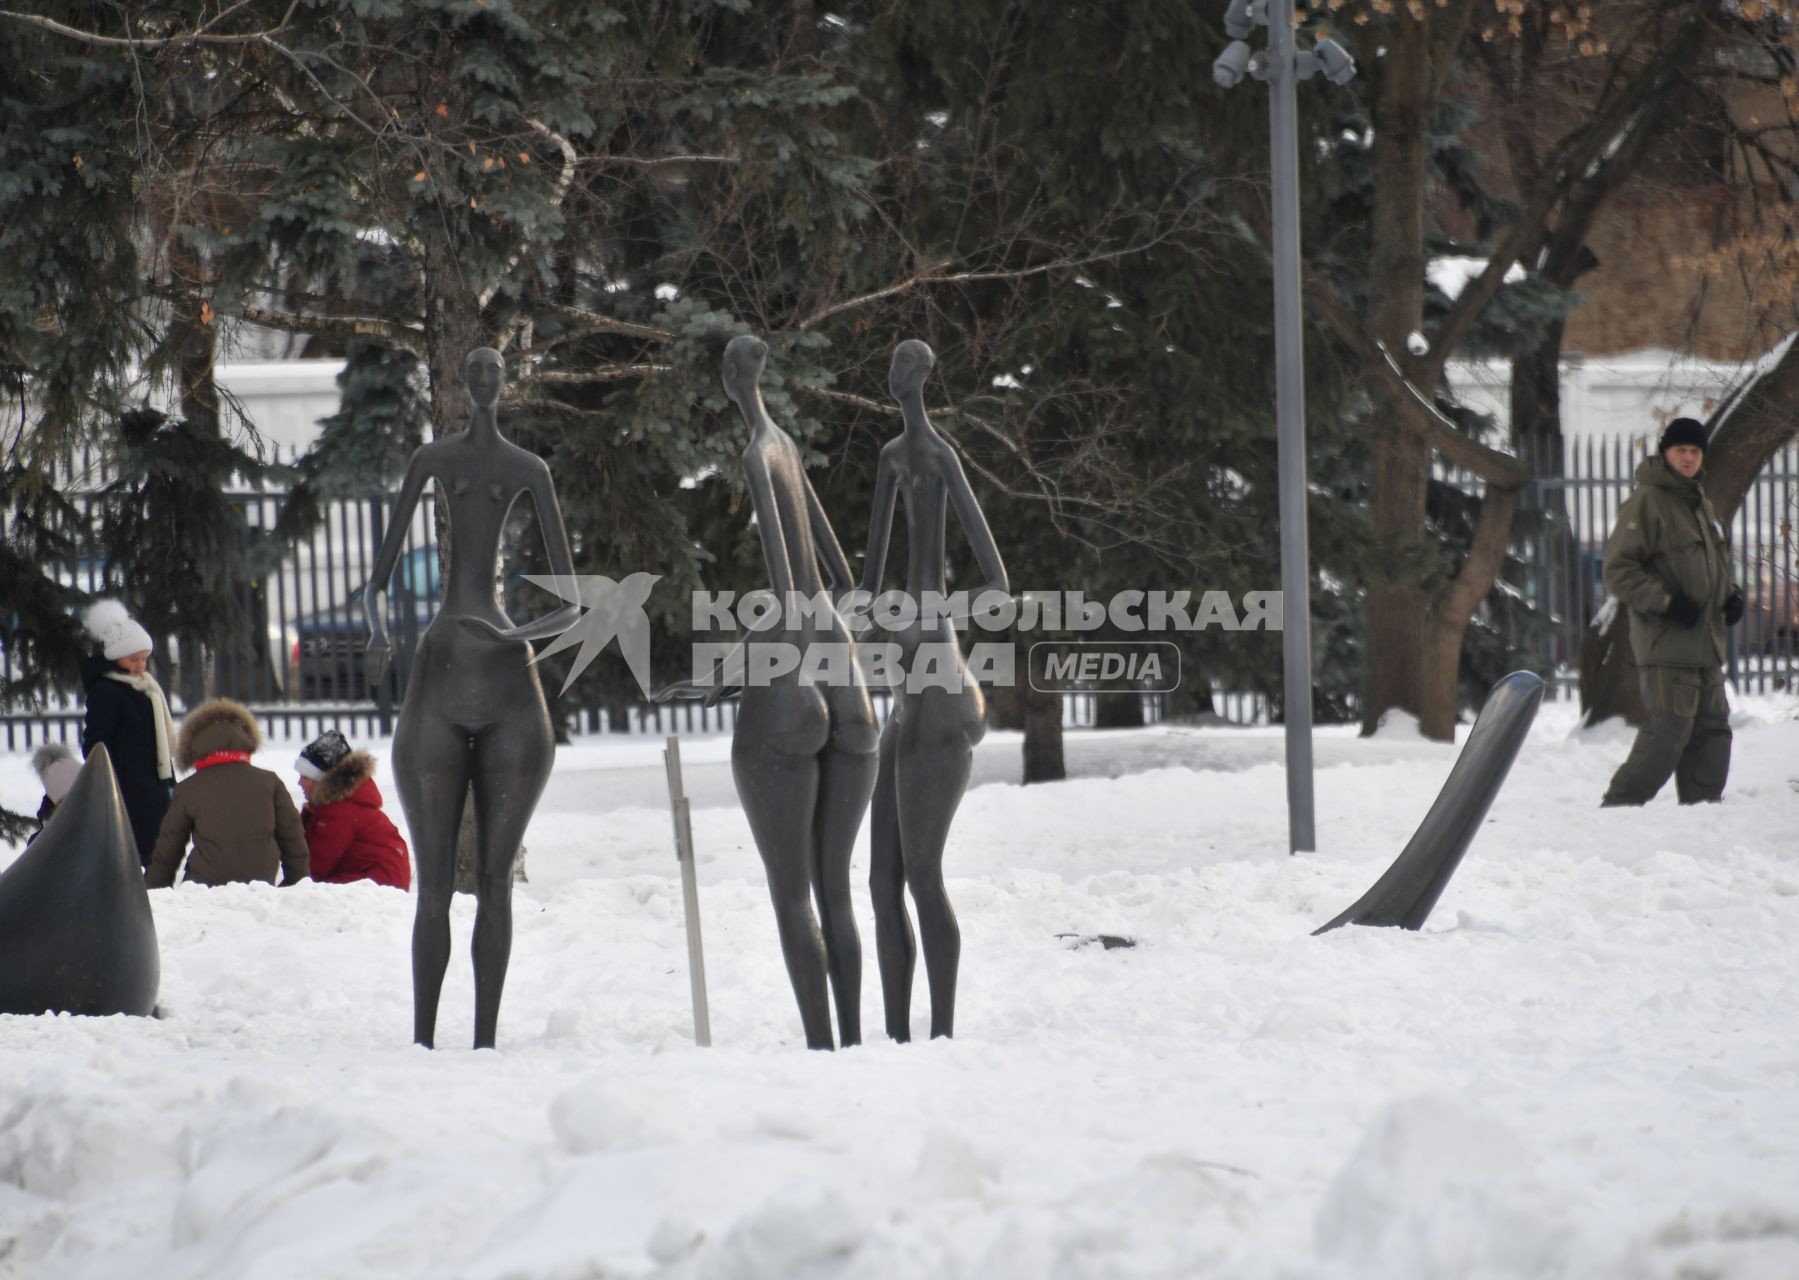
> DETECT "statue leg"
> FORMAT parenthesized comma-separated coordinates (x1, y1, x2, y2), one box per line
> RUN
(896, 706, 972, 1040)
(734, 743, 834, 1050)
(467, 705, 554, 1050)
(393, 708, 474, 1049)
(867, 716, 915, 1042)
(812, 689, 878, 1047)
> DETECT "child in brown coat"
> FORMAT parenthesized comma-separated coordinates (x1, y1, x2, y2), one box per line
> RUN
(146, 700, 310, 888)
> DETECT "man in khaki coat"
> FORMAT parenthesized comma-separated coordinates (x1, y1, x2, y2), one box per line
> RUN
(1600, 418, 1745, 806)
(146, 699, 310, 886)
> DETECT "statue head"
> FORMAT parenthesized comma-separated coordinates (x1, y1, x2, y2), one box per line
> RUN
(465, 347, 505, 409)
(721, 334, 768, 407)
(889, 339, 935, 401)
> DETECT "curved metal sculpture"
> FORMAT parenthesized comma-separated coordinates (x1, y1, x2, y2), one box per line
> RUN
(657, 335, 879, 1050)
(1314, 671, 1545, 934)
(365, 347, 582, 1049)
(0, 745, 160, 1016)
(860, 339, 1009, 1041)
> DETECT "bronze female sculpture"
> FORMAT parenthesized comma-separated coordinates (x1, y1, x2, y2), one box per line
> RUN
(859, 339, 1008, 1041)
(365, 347, 580, 1049)
(659, 334, 879, 1050)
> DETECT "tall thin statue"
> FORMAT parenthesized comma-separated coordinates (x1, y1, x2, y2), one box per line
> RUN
(365, 347, 580, 1049)
(659, 334, 879, 1049)
(860, 339, 1008, 1041)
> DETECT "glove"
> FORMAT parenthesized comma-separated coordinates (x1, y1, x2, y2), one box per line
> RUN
(1664, 593, 1704, 628)
(1724, 591, 1745, 626)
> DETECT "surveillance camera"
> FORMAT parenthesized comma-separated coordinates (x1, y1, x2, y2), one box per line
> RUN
(1213, 40, 1253, 89)
(1313, 36, 1356, 86)
(1223, 0, 1255, 40)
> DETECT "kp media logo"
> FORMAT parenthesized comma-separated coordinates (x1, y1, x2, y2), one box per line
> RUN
(522, 577, 1278, 695)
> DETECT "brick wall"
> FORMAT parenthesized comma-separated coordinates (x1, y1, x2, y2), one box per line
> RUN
(1564, 183, 1792, 364)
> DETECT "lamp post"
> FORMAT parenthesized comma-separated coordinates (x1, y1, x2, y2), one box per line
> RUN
(1214, 0, 1355, 854)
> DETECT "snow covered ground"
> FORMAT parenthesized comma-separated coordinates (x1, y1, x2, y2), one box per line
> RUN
(2, 696, 1797, 1279)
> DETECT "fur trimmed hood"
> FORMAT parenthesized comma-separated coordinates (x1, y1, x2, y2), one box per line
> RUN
(310, 750, 378, 807)
(176, 698, 263, 769)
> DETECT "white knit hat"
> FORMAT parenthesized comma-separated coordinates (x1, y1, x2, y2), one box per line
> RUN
(84, 599, 154, 661)
(32, 740, 82, 804)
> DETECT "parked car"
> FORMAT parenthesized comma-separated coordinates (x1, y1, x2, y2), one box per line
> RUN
(293, 546, 440, 700)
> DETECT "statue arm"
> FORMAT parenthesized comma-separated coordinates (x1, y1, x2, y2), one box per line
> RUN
(364, 450, 431, 684)
(856, 452, 899, 599)
(502, 460, 583, 642)
(943, 446, 1009, 605)
(653, 634, 743, 707)
(804, 471, 856, 598)
(744, 452, 798, 602)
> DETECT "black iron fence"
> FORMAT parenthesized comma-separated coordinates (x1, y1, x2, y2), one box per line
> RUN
(1499, 435, 1797, 697)
(6, 437, 1794, 749)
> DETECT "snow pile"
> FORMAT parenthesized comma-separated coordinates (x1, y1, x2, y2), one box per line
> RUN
(1428, 256, 1527, 302)
(2, 698, 1798, 1278)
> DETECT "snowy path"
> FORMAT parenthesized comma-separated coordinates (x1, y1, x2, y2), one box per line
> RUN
(2, 702, 1797, 1278)
(531, 719, 1472, 818)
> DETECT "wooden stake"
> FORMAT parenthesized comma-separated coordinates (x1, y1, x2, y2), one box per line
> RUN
(663, 736, 711, 1046)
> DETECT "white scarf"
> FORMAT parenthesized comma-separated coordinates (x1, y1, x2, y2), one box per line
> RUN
(105, 670, 177, 781)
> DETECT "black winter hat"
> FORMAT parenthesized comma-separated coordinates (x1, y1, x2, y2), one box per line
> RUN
(296, 728, 353, 780)
(1658, 417, 1708, 455)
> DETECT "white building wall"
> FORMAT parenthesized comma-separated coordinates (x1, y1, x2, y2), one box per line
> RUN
(214, 360, 346, 457)
(1443, 350, 1752, 449)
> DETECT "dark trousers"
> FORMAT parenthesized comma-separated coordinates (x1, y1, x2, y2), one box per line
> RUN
(1602, 665, 1731, 806)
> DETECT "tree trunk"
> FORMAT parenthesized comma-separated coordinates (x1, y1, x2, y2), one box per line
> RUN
(1579, 604, 1646, 727)
(453, 791, 527, 893)
(1092, 683, 1145, 729)
(1361, 434, 1433, 734)
(1022, 680, 1064, 784)
(1168, 677, 1216, 718)
(1428, 484, 1523, 739)
(988, 679, 1025, 731)
(1511, 319, 1580, 667)
(1358, 17, 1435, 736)
(1702, 337, 1799, 523)
(454, 790, 478, 893)
(421, 250, 484, 593)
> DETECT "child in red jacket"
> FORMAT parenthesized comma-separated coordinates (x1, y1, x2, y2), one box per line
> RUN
(295, 730, 412, 890)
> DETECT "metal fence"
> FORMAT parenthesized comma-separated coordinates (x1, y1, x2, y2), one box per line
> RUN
(4, 446, 441, 748)
(7, 436, 1793, 748)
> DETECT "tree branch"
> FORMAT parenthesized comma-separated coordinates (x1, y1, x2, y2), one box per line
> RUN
(483, 118, 578, 316)
(794, 246, 1149, 332)
(1426, 0, 1484, 106)
(227, 299, 425, 354)
(1435, 481, 1520, 621)
(0, 2, 299, 48)
(1704, 332, 1799, 522)
(586, 152, 740, 168)
(1424, 7, 1710, 374)
(538, 303, 675, 346)
(515, 363, 673, 386)
(1304, 274, 1529, 487)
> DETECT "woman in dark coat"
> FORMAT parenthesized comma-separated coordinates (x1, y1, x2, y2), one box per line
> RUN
(145, 699, 310, 888)
(79, 600, 176, 867)
(295, 730, 412, 890)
